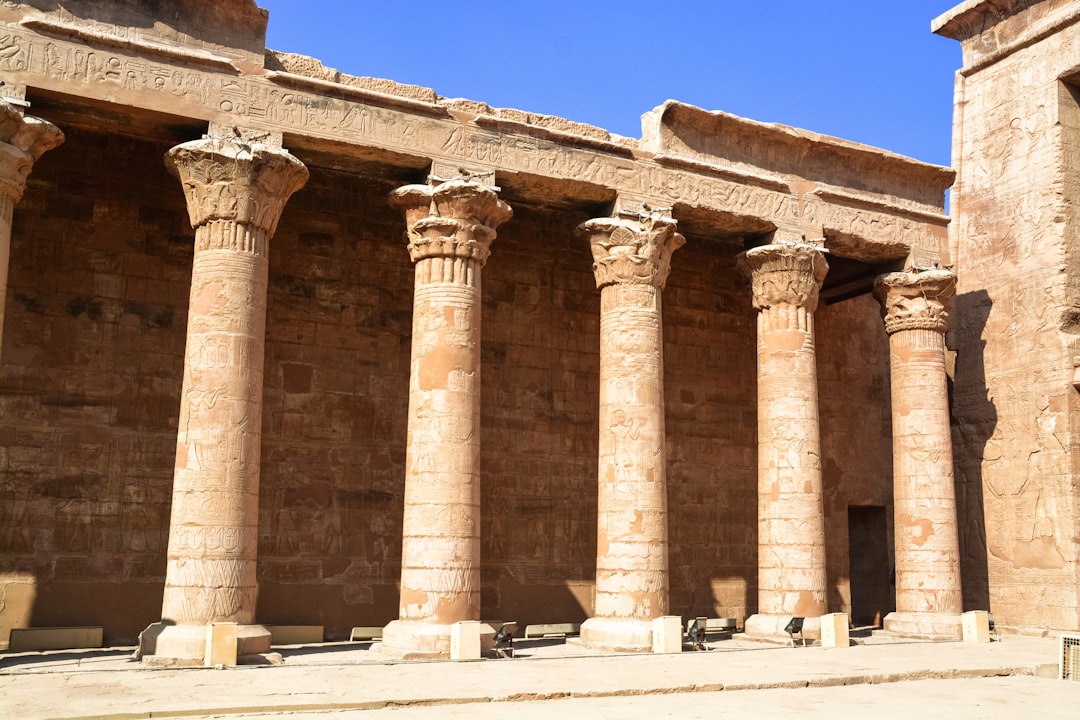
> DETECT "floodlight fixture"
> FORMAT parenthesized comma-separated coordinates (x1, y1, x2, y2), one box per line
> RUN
(686, 617, 707, 650)
(493, 621, 517, 658)
(785, 617, 806, 647)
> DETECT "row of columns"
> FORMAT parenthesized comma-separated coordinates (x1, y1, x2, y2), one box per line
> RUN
(0, 104, 965, 662)
(738, 246, 963, 642)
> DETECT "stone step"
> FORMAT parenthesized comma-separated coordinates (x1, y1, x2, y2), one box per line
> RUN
(266, 625, 324, 645)
(349, 626, 384, 641)
(8, 626, 103, 651)
(705, 618, 738, 633)
(524, 622, 581, 639)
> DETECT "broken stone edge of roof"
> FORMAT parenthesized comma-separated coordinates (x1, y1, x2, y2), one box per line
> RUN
(263, 59, 952, 208)
(933, 0, 1080, 75)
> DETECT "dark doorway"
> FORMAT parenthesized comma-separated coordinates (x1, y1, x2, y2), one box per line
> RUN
(848, 505, 893, 627)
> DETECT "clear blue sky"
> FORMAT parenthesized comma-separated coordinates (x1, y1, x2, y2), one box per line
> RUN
(257, 1, 961, 167)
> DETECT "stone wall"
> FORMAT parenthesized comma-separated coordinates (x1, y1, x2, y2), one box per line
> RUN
(255, 162, 413, 638)
(662, 238, 757, 621)
(818, 294, 895, 618)
(477, 202, 601, 626)
(937, 0, 1080, 631)
(0, 125, 186, 644)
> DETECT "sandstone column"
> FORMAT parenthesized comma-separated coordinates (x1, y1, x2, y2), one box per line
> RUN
(874, 269, 963, 639)
(381, 173, 512, 659)
(738, 243, 829, 640)
(0, 95, 63, 358)
(140, 128, 308, 664)
(578, 210, 684, 652)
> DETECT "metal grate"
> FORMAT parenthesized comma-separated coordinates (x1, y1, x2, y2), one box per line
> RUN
(1060, 633, 1080, 681)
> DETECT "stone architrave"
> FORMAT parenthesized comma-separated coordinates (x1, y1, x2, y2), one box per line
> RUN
(381, 172, 512, 659)
(738, 243, 830, 640)
(0, 97, 63, 358)
(140, 128, 308, 664)
(874, 269, 963, 639)
(577, 209, 684, 652)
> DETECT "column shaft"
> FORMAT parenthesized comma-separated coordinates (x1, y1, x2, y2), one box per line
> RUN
(875, 270, 963, 639)
(595, 283, 668, 619)
(755, 301, 827, 617)
(739, 244, 829, 639)
(399, 270, 482, 623)
(162, 223, 270, 628)
(578, 212, 683, 652)
(142, 131, 308, 664)
(382, 177, 511, 659)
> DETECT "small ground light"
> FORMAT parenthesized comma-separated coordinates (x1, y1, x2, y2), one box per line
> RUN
(785, 617, 805, 647)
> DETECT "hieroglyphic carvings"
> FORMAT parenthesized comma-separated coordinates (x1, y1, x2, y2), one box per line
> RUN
(577, 210, 683, 651)
(803, 189, 948, 266)
(934, 5, 1080, 624)
(151, 129, 307, 660)
(738, 243, 829, 638)
(874, 270, 962, 638)
(381, 172, 511, 659)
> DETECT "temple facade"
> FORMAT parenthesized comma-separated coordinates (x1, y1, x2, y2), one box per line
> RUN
(0, 0, 1074, 660)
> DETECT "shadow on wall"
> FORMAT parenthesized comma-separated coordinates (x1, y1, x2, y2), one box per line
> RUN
(481, 576, 590, 628)
(950, 289, 993, 611)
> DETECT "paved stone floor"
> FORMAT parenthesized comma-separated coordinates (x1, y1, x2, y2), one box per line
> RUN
(254, 677, 1080, 720)
(2, 634, 1078, 719)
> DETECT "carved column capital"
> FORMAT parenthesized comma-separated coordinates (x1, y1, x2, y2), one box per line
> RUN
(389, 178, 512, 266)
(0, 99, 64, 203)
(738, 243, 829, 311)
(578, 213, 685, 289)
(873, 269, 956, 335)
(165, 134, 309, 238)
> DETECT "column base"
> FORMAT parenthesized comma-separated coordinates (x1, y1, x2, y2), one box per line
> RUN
(883, 611, 963, 640)
(136, 622, 271, 667)
(378, 619, 453, 660)
(579, 617, 655, 652)
(744, 613, 821, 644)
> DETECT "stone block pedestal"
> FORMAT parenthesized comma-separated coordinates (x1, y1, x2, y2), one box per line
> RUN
(450, 621, 481, 661)
(962, 611, 991, 643)
(819, 613, 849, 648)
(651, 616, 682, 654)
(204, 622, 238, 666)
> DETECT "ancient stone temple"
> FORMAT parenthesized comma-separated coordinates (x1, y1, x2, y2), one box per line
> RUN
(0, 0, 1075, 659)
